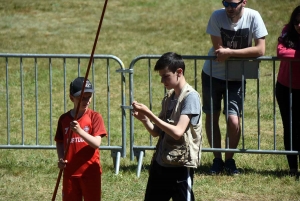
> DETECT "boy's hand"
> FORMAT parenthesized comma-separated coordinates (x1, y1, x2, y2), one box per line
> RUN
(57, 158, 68, 170)
(131, 101, 150, 122)
(70, 120, 82, 134)
(132, 101, 149, 113)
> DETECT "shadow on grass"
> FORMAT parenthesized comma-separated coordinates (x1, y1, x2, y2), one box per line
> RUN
(118, 163, 152, 173)
(116, 162, 300, 181)
(193, 163, 300, 181)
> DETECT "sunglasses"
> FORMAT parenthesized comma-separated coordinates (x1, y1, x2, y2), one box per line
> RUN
(222, 0, 243, 8)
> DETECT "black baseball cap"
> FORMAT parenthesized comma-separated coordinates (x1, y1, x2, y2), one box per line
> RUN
(70, 77, 94, 97)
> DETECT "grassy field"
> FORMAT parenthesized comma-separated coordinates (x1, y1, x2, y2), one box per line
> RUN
(1, 0, 300, 200)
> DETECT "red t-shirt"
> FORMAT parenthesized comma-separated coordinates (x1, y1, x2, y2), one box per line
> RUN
(55, 108, 107, 177)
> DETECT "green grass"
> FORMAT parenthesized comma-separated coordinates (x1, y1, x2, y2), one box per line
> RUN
(1, 0, 300, 200)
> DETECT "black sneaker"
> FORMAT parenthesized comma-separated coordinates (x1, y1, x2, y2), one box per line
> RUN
(288, 169, 298, 177)
(224, 158, 240, 175)
(209, 158, 224, 175)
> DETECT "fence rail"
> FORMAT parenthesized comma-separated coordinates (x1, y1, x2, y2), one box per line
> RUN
(0, 53, 126, 174)
(128, 55, 300, 177)
(1, 53, 299, 177)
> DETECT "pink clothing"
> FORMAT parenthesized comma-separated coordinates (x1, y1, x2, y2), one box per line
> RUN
(277, 26, 300, 89)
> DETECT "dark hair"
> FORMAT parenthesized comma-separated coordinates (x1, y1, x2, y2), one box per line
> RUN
(279, 6, 300, 49)
(154, 52, 185, 74)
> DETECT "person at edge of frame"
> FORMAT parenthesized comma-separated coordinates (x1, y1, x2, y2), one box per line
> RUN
(276, 5, 300, 177)
(201, 0, 268, 175)
(55, 77, 107, 201)
(132, 52, 202, 201)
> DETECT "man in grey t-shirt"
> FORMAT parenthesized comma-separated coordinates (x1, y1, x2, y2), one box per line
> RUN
(201, 0, 268, 175)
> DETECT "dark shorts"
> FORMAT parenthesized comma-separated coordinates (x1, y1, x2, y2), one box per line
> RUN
(201, 71, 246, 116)
(144, 160, 195, 201)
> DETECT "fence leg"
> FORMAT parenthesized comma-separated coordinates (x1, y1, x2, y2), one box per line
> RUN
(111, 150, 121, 175)
(136, 151, 144, 178)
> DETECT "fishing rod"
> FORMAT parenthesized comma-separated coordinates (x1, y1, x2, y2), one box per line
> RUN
(51, 0, 109, 200)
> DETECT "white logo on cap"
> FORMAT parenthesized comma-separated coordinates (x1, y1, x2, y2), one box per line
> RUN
(85, 81, 92, 88)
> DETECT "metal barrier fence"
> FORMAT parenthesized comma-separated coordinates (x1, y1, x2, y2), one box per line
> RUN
(128, 55, 300, 177)
(0, 53, 126, 174)
(1, 53, 299, 177)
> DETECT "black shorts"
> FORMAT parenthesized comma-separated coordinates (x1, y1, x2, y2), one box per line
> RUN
(144, 160, 195, 201)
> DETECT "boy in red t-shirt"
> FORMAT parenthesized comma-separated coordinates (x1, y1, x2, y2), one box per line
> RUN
(55, 77, 107, 201)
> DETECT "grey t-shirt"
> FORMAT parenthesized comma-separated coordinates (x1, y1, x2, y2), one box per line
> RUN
(202, 7, 268, 80)
(180, 91, 201, 125)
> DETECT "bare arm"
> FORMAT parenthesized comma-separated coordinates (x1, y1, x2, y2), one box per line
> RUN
(56, 141, 64, 160)
(140, 118, 161, 137)
(56, 141, 67, 169)
(132, 101, 190, 140)
(131, 101, 161, 137)
(70, 121, 102, 149)
(211, 35, 266, 62)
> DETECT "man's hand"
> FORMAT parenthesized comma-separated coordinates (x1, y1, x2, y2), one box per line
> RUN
(215, 44, 231, 62)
